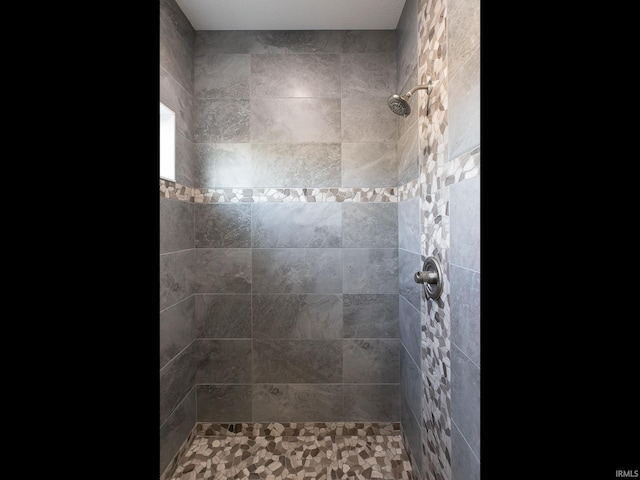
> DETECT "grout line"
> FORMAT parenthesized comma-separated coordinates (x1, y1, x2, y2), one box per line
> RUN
(451, 419, 480, 464)
(450, 341, 480, 371)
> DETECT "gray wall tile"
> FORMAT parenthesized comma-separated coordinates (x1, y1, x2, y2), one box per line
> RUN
(251, 98, 341, 143)
(160, 387, 196, 476)
(343, 294, 399, 338)
(195, 203, 251, 248)
(342, 98, 398, 142)
(251, 143, 341, 188)
(253, 384, 344, 421)
(251, 203, 342, 248)
(193, 143, 251, 188)
(343, 248, 398, 294)
(450, 175, 480, 272)
(396, 0, 418, 91)
(253, 294, 343, 339)
(400, 344, 421, 421)
(341, 142, 398, 187)
(341, 30, 397, 53)
(251, 54, 340, 98)
(193, 98, 251, 143)
(451, 344, 480, 459)
(450, 264, 480, 366)
(398, 196, 421, 254)
(252, 339, 342, 383)
(160, 65, 194, 142)
(195, 294, 251, 338)
(251, 31, 342, 53)
(397, 67, 418, 140)
(159, 3, 194, 95)
(344, 384, 399, 421)
(341, 52, 396, 98)
(342, 203, 398, 248)
(196, 339, 252, 383)
(160, 341, 196, 426)
(160, 197, 194, 254)
(398, 249, 421, 309)
(192, 248, 251, 294)
(252, 248, 342, 293)
(160, 0, 195, 47)
(160, 249, 194, 311)
(448, 0, 480, 78)
(175, 133, 195, 187)
(397, 120, 419, 185)
(197, 384, 252, 422)
(448, 48, 480, 160)
(194, 53, 251, 99)
(451, 422, 480, 480)
(343, 339, 400, 383)
(399, 296, 421, 366)
(195, 31, 253, 55)
(160, 296, 196, 369)
(401, 393, 425, 480)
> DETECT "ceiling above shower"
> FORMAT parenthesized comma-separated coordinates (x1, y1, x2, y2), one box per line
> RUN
(175, 0, 407, 30)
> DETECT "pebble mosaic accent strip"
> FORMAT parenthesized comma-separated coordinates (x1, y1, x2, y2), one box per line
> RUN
(168, 422, 413, 480)
(160, 179, 195, 202)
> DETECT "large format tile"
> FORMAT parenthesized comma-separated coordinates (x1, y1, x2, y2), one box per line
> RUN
(195, 294, 252, 339)
(341, 52, 396, 98)
(160, 249, 194, 311)
(450, 264, 480, 366)
(451, 421, 480, 480)
(251, 143, 341, 188)
(194, 53, 251, 99)
(160, 387, 196, 476)
(343, 339, 400, 383)
(399, 296, 420, 366)
(343, 248, 398, 294)
(342, 98, 398, 142)
(195, 31, 253, 55)
(397, 120, 419, 185)
(252, 384, 344, 422)
(344, 384, 399, 422)
(196, 339, 252, 384)
(193, 143, 251, 188)
(252, 294, 343, 339)
(251, 30, 342, 53)
(160, 342, 196, 426)
(252, 339, 342, 383)
(196, 384, 252, 422)
(341, 142, 398, 187)
(175, 133, 194, 187)
(252, 248, 342, 293)
(251, 98, 341, 143)
(448, 48, 480, 160)
(160, 6, 193, 95)
(343, 294, 399, 338)
(400, 344, 421, 422)
(194, 203, 251, 248)
(451, 343, 480, 459)
(251, 54, 340, 98)
(400, 392, 424, 480)
(448, 0, 480, 78)
(450, 175, 480, 272)
(160, 65, 194, 141)
(251, 203, 342, 248)
(193, 98, 251, 143)
(192, 248, 251, 294)
(340, 30, 397, 53)
(160, 197, 194, 254)
(398, 196, 421, 254)
(398, 249, 421, 310)
(160, 296, 196, 369)
(342, 203, 398, 248)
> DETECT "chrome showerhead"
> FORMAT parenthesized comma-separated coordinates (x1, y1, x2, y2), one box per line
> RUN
(387, 94, 411, 117)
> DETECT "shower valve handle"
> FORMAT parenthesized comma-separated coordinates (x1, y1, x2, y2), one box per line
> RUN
(414, 271, 438, 284)
(414, 256, 443, 300)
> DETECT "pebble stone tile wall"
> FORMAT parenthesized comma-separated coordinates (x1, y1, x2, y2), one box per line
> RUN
(165, 422, 414, 480)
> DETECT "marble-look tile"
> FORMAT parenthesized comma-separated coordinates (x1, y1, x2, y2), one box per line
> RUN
(400, 345, 421, 423)
(251, 143, 341, 187)
(194, 53, 251, 99)
(193, 98, 250, 143)
(252, 248, 342, 293)
(398, 120, 420, 185)
(160, 249, 194, 311)
(195, 294, 251, 339)
(196, 339, 252, 383)
(342, 203, 398, 248)
(341, 30, 397, 53)
(448, 48, 480, 160)
(341, 52, 397, 98)
(160, 197, 194, 254)
(160, 6, 193, 94)
(451, 422, 480, 480)
(160, 0, 194, 47)
(252, 339, 342, 383)
(251, 98, 341, 143)
(341, 142, 398, 187)
(343, 339, 400, 383)
(175, 133, 194, 187)
(195, 31, 253, 55)
(398, 196, 421, 254)
(344, 384, 399, 422)
(160, 65, 194, 141)
(193, 143, 251, 189)
(192, 248, 251, 294)
(252, 384, 344, 422)
(161, 296, 196, 369)
(343, 294, 399, 338)
(342, 98, 398, 142)
(399, 296, 421, 366)
(448, 0, 480, 78)
(196, 385, 252, 422)
(251, 30, 342, 53)
(343, 248, 398, 294)
(398, 249, 422, 310)
(194, 203, 251, 248)
(449, 264, 480, 366)
(396, 0, 418, 91)
(449, 175, 480, 272)
(251, 203, 342, 248)
(252, 294, 343, 339)
(251, 54, 340, 98)
(160, 342, 196, 426)
(160, 387, 196, 476)
(450, 344, 480, 459)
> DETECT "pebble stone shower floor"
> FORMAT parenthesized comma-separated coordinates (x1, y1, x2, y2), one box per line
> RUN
(167, 422, 414, 480)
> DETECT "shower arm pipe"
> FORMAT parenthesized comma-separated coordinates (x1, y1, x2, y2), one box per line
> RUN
(402, 79, 435, 99)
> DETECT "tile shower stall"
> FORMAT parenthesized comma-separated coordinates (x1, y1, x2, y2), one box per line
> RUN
(159, 0, 480, 478)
